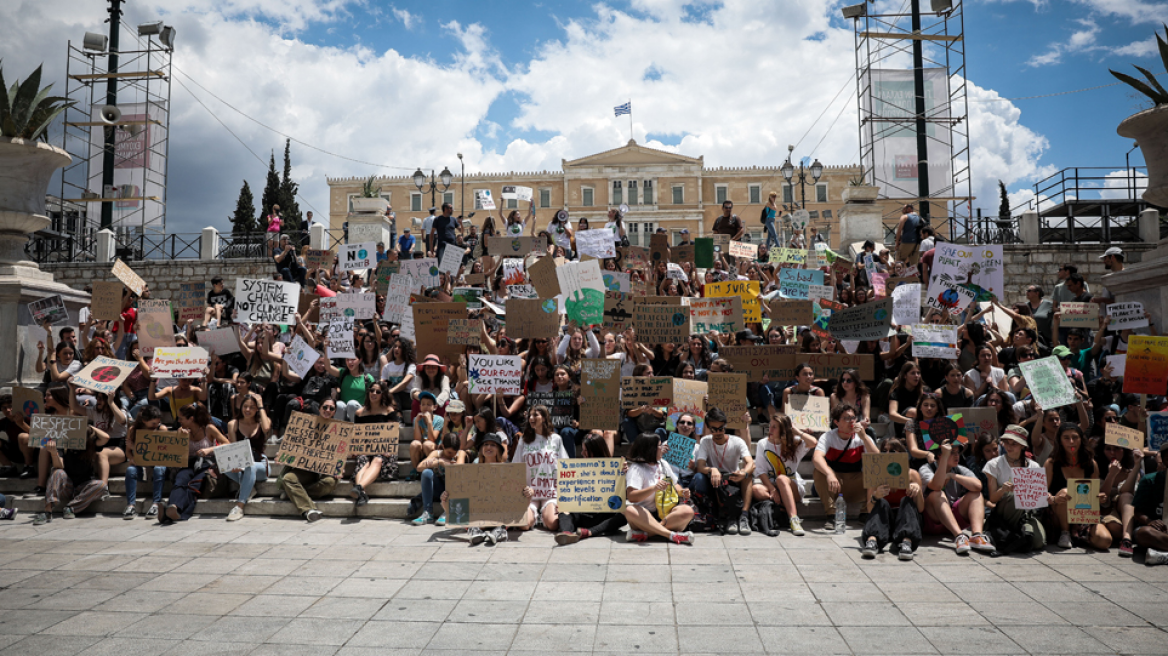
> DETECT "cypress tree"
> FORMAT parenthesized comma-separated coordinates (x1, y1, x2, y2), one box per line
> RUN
(230, 180, 257, 236)
(277, 138, 303, 233)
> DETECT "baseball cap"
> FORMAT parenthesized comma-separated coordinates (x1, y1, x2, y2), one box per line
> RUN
(1051, 345, 1072, 359)
(680, 228, 690, 234)
(478, 432, 505, 450)
(446, 399, 466, 414)
(1099, 246, 1124, 259)
(1001, 425, 1029, 447)
(418, 391, 438, 405)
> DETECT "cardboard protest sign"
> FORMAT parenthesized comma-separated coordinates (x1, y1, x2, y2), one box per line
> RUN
(671, 243, 694, 265)
(326, 327, 356, 360)
(559, 259, 605, 328)
(728, 241, 755, 259)
(1108, 302, 1148, 331)
(948, 407, 999, 443)
(705, 280, 761, 323)
(304, 248, 333, 271)
(580, 358, 621, 430)
(213, 440, 255, 473)
(235, 279, 299, 325)
(892, 283, 921, 326)
(668, 378, 707, 431)
(91, 281, 124, 321)
(603, 292, 634, 332)
(928, 244, 1004, 300)
(663, 433, 698, 471)
(171, 282, 207, 324)
(28, 295, 68, 326)
(447, 319, 481, 346)
(12, 386, 42, 419)
(719, 344, 798, 376)
(829, 298, 893, 341)
(688, 296, 742, 334)
(621, 376, 674, 410)
(785, 394, 831, 432)
(501, 185, 533, 201)
(283, 335, 321, 379)
(1067, 478, 1100, 524)
(446, 463, 529, 527)
(150, 347, 209, 379)
(506, 298, 560, 339)
(274, 411, 351, 477)
(862, 452, 909, 490)
(136, 299, 174, 357)
(348, 421, 400, 456)
(29, 415, 88, 450)
(767, 299, 813, 326)
(707, 373, 749, 435)
(111, 259, 146, 296)
(577, 229, 617, 259)
(197, 327, 239, 355)
(1020, 356, 1078, 410)
(886, 273, 918, 294)
(73, 356, 136, 395)
(338, 241, 376, 273)
(557, 458, 626, 513)
(413, 302, 467, 363)
(1123, 336, 1168, 395)
(649, 232, 670, 265)
(488, 236, 543, 256)
(399, 258, 440, 289)
(1149, 411, 1168, 450)
(778, 268, 825, 300)
(131, 430, 188, 467)
(1060, 302, 1099, 328)
(621, 245, 649, 271)
(633, 303, 690, 344)
(694, 238, 714, 268)
(467, 354, 522, 395)
(1105, 422, 1145, 450)
(1012, 468, 1049, 510)
(527, 254, 562, 298)
(911, 324, 959, 359)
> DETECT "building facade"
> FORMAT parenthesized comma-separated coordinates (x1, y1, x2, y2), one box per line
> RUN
(327, 140, 908, 250)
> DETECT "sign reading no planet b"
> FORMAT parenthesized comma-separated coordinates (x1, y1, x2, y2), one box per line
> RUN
(234, 279, 299, 325)
(339, 241, 376, 273)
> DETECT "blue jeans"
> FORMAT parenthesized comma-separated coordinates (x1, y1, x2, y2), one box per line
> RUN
(764, 218, 780, 249)
(224, 458, 268, 503)
(125, 465, 167, 505)
(620, 418, 642, 445)
(691, 471, 714, 501)
(560, 427, 581, 458)
(420, 468, 446, 515)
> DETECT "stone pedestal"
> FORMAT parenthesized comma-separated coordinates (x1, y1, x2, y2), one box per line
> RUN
(0, 265, 92, 387)
(838, 200, 885, 250)
(1102, 236, 1168, 331)
(346, 213, 392, 246)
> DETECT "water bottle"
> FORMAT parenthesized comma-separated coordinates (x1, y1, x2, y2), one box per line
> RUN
(834, 494, 847, 534)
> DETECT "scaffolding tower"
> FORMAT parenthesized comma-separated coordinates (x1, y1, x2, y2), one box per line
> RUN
(850, 0, 973, 242)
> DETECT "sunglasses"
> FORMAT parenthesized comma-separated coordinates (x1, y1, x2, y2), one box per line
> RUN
(677, 420, 694, 426)
(708, 423, 726, 432)
(1105, 416, 1120, 423)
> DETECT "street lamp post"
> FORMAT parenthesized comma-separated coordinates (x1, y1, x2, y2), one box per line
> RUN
(412, 166, 454, 209)
(781, 145, 823, 244)
(457, 153, 465, 218)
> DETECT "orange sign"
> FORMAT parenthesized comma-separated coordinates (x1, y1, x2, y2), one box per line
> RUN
(1124, 336, 1168, 395)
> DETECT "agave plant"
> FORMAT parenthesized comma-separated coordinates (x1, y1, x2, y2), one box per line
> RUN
(0, 62, 75, 141)
(1109, 24, 1168, 106)
(361, 175, 382, 198)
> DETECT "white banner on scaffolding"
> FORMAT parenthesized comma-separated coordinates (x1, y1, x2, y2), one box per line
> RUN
(86, 101, 168, 230)
(860, 68, 952, 201)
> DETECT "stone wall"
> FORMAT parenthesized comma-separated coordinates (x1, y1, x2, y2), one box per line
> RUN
(41, 258, 275, 297)
(999, 243, 1158, 306)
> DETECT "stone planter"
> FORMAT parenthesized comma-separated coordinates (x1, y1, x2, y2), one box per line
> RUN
(0, 137, 72, 267)
(1117, 104, 1168, 208)
(841, 185, 880, 203)
(350, 197, 388, 213)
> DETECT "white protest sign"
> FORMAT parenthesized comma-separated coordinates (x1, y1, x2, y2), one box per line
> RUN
(576, 229, 617, 259)
(338, 241, 377, 273)
(928, 243, 1004, 299)
(1105, 354, 1126, 378)
(602, 271, 630, 294)
(234, 279, 299, 325)
(666, 263, 688, 281)
(284, 335, 321, 379)
(197, 327, 240, 355)
(28, 295, 68, 326)
(400, 307, 415, 341)
(399, 258, 440, 289)
(150, 347, 209, 379)
(467, 354, 522, 395)
(438, 245, 465, 275)
(807, 284, 834, 304)
(508, 284, 538, 299)
(213, 440, 255, 473)
(501, 185, 533, 202)
(1012, 468, 1049, 510)
(1020, 355, 1077, 410)
(326, 328, 356, 360)
(893, 282, 921, 326)
(475, 189, 496, 210)
(321, 293, 376, 323)
(911, 325, 959, 359)
(1108, 302, 1149, 331)
(382, 274, 414, 324)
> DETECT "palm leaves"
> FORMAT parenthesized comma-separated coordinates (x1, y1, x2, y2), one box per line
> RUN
(0, 61, 75, 141)
(1109, 24, 1168, 106)
(361, 175, 382, 198)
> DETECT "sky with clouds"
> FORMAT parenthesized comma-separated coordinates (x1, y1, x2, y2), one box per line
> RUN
(1, 0, 1164, 234)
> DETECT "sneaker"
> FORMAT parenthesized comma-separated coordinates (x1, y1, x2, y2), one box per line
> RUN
(353, 484, 369, 507)
(861, 537, 878, 559)
(0, 508, 17, 521)
(32, 512, 50, 525)
(226, 506, 244, 522)
(146, 503, 159, 519)
(305, 509, 323, 523)
(626, 529, 649, 542)
(898, 539, 915, 561)
(970, 533, 995, 553)
(434, 514, 446, 527)
(670, 531, 695, 545)
(62, 507, 75, 520)
(32, 486, 45, 496)
(954, 534, 971, 554)
(555, 531, 581, 546)
(1146, 548, 1168, 566)
(99, 487, 110, 501)
(725, 519, 739, 536)
(1119, 538, 1135, 558)
(789, 516, 805, 536)
(19, 466, 35, 480)
(487, 526, 508, 545)
(1058, 530, 1073, 549)
(823, 520, 835, 532)
(165, 505, 180, 521)
(123, 505, 136, 520)
(411, 511, 432, 526)
(468, 527, 487, 546)
(737, 515, 751, 536)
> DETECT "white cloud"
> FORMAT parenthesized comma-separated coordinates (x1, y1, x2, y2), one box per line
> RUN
(1111, 37, 1160, 57)
(391, 6, 418, 30)
(1072, 0, 1168, 25)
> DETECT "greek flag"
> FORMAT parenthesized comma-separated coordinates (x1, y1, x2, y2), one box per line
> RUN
(614, 102, 631, 117)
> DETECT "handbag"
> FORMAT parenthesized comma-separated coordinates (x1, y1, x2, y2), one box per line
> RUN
(655, 473, 678, 517)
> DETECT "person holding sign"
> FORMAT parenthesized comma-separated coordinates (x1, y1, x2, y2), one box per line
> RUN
(123, 407, 169, 520)
(31, 425, 111, 525)
(1093, 440, 1144, 555)
(437, 433, 517, 546)
(860, 439, 925, 560)
(69, 384, 128, 501)
(408, 391, 445, 477)
(160, 403, 229, 525)
(622, 433, 695, 544)
(351, 382, 403, 506)
(411, 433, 466, 527)
(32, 387, 85, 495)
(752, 415, 816, 537)
(511, 405, 569, 532)
(920, 441, 995, 555)
(1131, 443, 1168, 563)
(1045, 424, 1111, 550)
(554, 436, 630, 545)
(982, 426, 1047, 553)
(779, 363, 826, 426)
(36, 339, 82, 383)
(222, 394, 272, 522)
(904, 395, 947, 471)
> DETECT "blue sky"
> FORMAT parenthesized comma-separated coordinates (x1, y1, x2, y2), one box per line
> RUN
(1, 0, 1165, 233)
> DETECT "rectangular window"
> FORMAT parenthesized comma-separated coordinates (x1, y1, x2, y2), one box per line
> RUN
(749, 185, 761, 205)
(809, 211, 820, 219)
(628, 180, 638, 205)
(507, 198, 518, 209)
(715, 185, 728, 205)
(672, 185, 684, 205)
(442, 192, 454, 207)
(582, 187, 594, 207)
(643, 180, 653, 205)
(612, 181, 622, 206)
(822, 209, 833, 219)
(410, 193, 422, 212)
(783, 184, 793, 204)
(540, 188, 551, 208)
(627, 221, 639, 246)
(816, 183, 828, 203)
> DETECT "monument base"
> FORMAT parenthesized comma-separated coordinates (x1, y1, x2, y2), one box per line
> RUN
(1101, 237, 1168, 331)
(347, 213, 393, 247)
(0, 265, 92, 388)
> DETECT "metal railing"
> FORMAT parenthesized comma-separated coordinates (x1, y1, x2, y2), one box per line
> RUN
(966, 212, 1166, 245)
(1011, 166, 1149, 215)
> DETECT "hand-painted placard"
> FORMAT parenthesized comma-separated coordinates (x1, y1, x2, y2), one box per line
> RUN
(235, 279, 299, 326)
(633, 303, 690, 344)
(928, 243, 1004, 300)
(150, 347, 209, 379)
(1060, 302, 1099, 328)
(620, 376, 673, 410)
(687, 296, 742, 334)
(911, 324, 959, 359)
(501, 185, 533, 201)
(326, 327, 356, 360)
(438, 245, 465, 275)
(28, 295, 68, 325)
(12, 387, 43, 419)
(948, 407, 999, 443)
(111, 259, 146, 296)
(214, 440, 255, 473)
(892, 283, 921, 326)
(467, 354, 522, 395)
(29, 415, 88, 450)
(91, 281, 125, 321)
(767, 299, 813, 326)
(274, 411, 352, 478)
(604, 293, 634, 332)
(559, 259, 605, 328)
(446, 463, 529, 527)
(136, 299, 174, 357)
(1149, 411, 1168, 450)
(132, 430, 189, 467)
(862, 452, 909, 489)
(1105, 422, 1145, 450)
(785, 394, 830, 432)
(924, 279, 977, 315)
(1067, 478, 1100, 524)
(577, 229, 617, 259)
(73, 356, 136, 395)
(321, 293, 376, 323)
(728, 241, 755, 259)
(348, 421, 400, 456)
(197, 327, 240, 355)
(1012, 468, 1049, 510)
(828, 298, 893, 341)
(338, 241, 377, 273)
(705, 280, 761, 323)
(807, 284, 834, 304)
(487, 235, 543, 256)
(283, 335, 321, 379)
(1123, 336, 1168, 395)
(557, 458, 626, 513)
(413, 302, 467, 364)
(399, 258, 440, 290)
(580, 358, 621, 430)
(1020, 356, 1078, 410)
(304, 248, 333, 271)
(778, 268, 825, 300)
(507, 298, 560, 339)
(526, 255, 562, 299)
(663, 432, 697, 471)
(1108, 302, 1148, 331)
(707, 372, 749, 435)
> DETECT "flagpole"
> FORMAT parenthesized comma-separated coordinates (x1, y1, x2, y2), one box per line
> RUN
(628, 98, 633, 140)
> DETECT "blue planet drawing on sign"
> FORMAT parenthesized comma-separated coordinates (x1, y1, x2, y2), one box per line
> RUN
(541, 299, 557, 313)
(939, 288, 961, 308)
(607, 495, 623, 510)
(358, 249, 368, 260)
(671, 312, 686, 326)
(429, 265, 439, 276)
(511, 239, 521, 251)
(873, 308, 888, 321)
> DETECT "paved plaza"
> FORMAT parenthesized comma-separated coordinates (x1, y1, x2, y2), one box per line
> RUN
(0, 516, 1166, 655)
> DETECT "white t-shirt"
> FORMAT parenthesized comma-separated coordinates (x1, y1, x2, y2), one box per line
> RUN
(505, 222, 524, 236)
(982, 454, 1041, 487)
(604, 222, 622, 242)
(380, 361, 416, 385)
(755, 439, 809, 483)
(510, 433, 568, 500)
(626, 460, 679, 509)
(965, 367, 1006, 390)
(696, 435, 750, 474)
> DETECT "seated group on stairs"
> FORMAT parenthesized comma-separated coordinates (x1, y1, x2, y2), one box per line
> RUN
(6, 220, 1168, 561)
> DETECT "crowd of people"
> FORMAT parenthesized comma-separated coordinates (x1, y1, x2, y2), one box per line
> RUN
(5, 198, 1168, 562)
